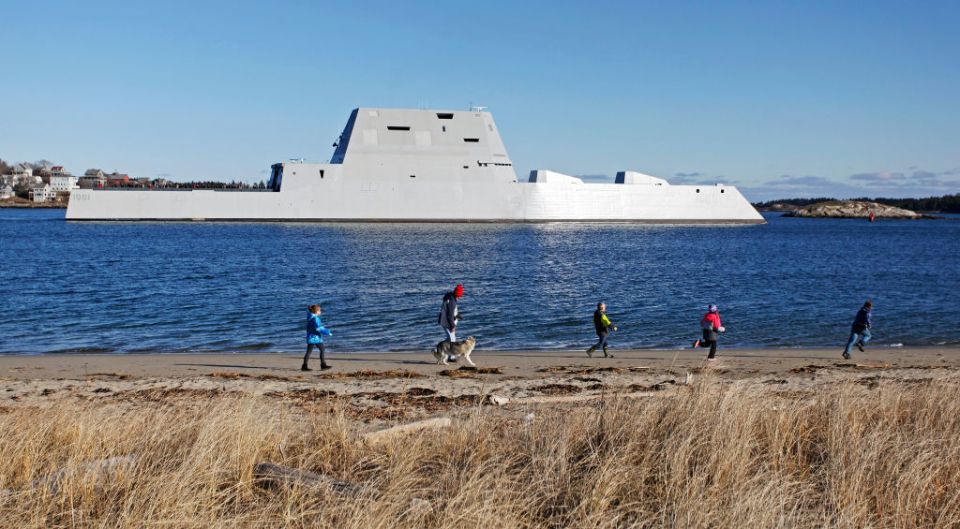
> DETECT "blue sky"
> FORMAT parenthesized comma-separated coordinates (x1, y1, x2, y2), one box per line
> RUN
(2, 0, 957, 201)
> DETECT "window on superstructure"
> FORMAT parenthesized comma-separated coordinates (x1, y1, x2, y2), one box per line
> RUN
(464, 138, 479, 143)
(387, 126, 411, 131)
(436, 113, 454, 119)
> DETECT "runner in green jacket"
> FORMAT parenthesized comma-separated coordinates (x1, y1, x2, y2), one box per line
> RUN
(587, 302, 617, 358)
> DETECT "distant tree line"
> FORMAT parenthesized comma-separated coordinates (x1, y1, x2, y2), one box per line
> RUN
(753, 193, 960, 213)
(160, 180, 268, 189)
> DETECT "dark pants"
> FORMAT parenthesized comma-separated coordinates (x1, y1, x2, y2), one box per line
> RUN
(843, 326, 871, 355)
(303, 343, 326, 367)
(591, 332, 609, 351)
(699, 329, 718, 358)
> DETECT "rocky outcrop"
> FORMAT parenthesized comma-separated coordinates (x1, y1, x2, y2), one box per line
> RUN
(757, 203, 800, 212)
(784, 201, 920, 219)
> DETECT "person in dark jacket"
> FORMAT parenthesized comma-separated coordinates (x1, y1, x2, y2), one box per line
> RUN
(438, 284, 464, 362)
(587, 302, 617, 358)
(302, 304, 332, 371)
(438, 284, 464, 342)
(843, 300, 873, 359)
(693, 304, 724, 360)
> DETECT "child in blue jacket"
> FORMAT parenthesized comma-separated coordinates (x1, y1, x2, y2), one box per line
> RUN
(303, 304, 333, 371)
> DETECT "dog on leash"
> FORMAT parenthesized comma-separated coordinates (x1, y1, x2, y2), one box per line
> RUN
(434, 336, 477, 366)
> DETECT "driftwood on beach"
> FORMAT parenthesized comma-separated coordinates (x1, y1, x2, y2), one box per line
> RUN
(253, 462, 360, 495)
(0, 455, 140, 498)
(361, 417, 452, 445)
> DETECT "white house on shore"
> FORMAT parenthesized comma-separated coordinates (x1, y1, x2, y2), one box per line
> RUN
(0, 185, 14, 200)
(3, 165, 42, 189)
(29, 184, 55, 203)
(11, 164, 33, 179)
(50, 166, 79, 194)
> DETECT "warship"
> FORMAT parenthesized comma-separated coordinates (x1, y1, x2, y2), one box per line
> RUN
(66, 108, 763, 223)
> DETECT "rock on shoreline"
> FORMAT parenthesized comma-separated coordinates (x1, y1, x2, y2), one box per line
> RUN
(784, 201, 922, 219)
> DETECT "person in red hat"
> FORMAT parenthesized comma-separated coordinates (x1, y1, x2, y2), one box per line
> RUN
(438, 284, 464, 349)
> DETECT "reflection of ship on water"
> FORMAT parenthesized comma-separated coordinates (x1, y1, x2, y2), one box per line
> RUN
(66, 107, 764, 223)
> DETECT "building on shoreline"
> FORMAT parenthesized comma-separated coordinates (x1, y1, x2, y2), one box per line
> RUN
(1, 165, 43, 199)
(50, 166, 79, 195)
(106, 172, 130, 187)
(79, 169, 107, 189)
(29, 184, 55, 203)
(0, 185, 14, 200)
(11, 164, 33, 180)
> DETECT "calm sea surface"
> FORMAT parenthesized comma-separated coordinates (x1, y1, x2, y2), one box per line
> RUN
(1, 209, 958, 354)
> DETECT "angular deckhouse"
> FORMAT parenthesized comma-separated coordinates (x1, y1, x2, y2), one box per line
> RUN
(66, 108, 764, 223)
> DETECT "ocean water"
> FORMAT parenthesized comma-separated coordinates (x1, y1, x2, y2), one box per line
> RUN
(1, 209, 958, 354)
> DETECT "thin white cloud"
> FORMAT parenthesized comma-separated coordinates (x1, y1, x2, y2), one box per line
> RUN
(670, 172, 734, 185)
(849, 169, 960, 188)
(850, 171, 907, 184)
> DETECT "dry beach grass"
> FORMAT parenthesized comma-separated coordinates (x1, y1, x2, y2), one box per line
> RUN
(1, 374, 959, 528)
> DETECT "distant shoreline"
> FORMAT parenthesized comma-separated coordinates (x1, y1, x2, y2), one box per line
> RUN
(0, 201, 65, 209)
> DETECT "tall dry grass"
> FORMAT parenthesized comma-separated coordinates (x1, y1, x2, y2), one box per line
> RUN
(1, 379, 959, 528)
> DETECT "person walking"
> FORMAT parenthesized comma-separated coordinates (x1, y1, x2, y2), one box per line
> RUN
(438, 284, 464, 362)
(842, 300, 873, 359)
(302, 304, 332, 371)
(586, 302, 617, 358)
(693, 304, 724, 360)
(438, 284, 464, 342)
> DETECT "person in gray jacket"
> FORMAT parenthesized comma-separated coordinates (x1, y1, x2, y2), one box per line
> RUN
(438, 283, 464, 342)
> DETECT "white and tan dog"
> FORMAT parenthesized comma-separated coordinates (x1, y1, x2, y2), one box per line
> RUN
(433, 336, 477, 366)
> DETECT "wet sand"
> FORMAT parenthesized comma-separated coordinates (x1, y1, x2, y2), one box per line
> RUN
(0, 346, 956, 380)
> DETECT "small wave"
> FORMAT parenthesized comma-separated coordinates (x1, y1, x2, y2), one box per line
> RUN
(45, 347, 115, 354)
(233, 342, 274, 351)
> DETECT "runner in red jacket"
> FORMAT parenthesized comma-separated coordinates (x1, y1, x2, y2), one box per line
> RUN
(693, 304, 724, 359)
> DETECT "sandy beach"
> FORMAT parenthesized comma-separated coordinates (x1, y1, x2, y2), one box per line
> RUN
(2, 346, 957, 416)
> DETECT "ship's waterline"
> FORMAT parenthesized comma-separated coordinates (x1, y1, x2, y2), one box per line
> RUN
(66, 107, 763, 223)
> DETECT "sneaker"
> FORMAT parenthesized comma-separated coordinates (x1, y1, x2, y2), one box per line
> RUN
(692, 339, 701, 349)
(603, 347, 612, 358)
(586, 347, 594, 358)
(301, 365, 312, 372)
(857, 343, 865, 352)
(320, 364, 332, 371)
(842, 352, 851, 360)
(707, 356, 716, 361)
